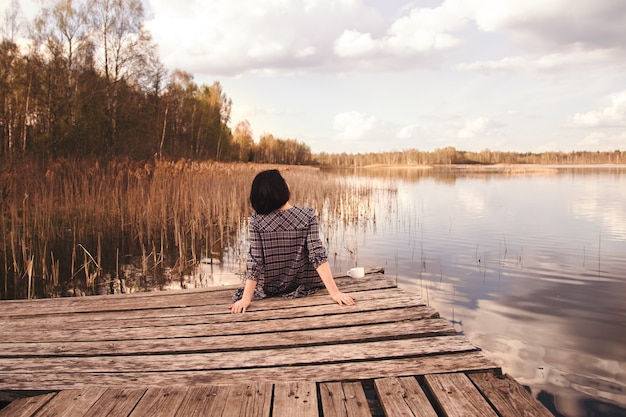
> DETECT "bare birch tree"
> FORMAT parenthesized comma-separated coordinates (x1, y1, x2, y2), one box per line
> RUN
(88, 0, 154, 151)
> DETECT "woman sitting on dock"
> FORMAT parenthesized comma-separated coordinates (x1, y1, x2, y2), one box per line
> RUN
(229, 169, 356, 313)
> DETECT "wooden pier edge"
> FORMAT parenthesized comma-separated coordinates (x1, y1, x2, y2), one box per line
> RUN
(0, 268, 555, 416)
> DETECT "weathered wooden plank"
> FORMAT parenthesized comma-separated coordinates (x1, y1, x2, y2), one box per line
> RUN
(341, 382, 373, 417)
(272, 382, 317, 417)
(172, 385, 220, 416)
(320, 382, 346, 417)
(1, 275, 392, 319)
(374, 377, 438, 417)
(221, 382, 273, 417)
(0, 284, 409, 330)
(81, 388, 146, 417)
(425, 373, 499, 417)
(397, 376, 440, 417)
(0, 288, 237, 317)
(127, 386, 189, 417)
(173, 384, 272, 417)
(374, 377, 415, 417)
(0, 335, 476, 375)
(173, 385, 231, 417)
(29, 387, 107, 417)
(0, 352, 497, 391)
(469, 372, 555, 417)
(0, 273, 390, 317)
(0, 305, 440, 350)
(1, 318, 455, 358)
(1, 286, 417, 324)
(2, 298, 436, 343)
(320, 382, 372, 417)
(0, 274, 396, 318)
(0, 392, 56, 417)
(0, 284, 230, 305)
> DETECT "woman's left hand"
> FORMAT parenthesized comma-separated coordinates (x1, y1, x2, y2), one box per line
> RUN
(331, 291, 356, 306)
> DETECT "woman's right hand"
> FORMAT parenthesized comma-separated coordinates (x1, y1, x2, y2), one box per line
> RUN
(229, 298, 252, 314)
(331, 291, 356, 306)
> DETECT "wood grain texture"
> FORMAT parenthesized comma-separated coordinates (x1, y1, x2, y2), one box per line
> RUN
(374, 377, 438, 417)
(30, 388, 107, 417)
(127, 387, 189, 417)
(273, 382, 317, 417)
(82, 389, 147, 417)
(469, 372, 555, 417)
(0, 352, 497, 391)
(320, 382, 372, 417)
(0, 392, 56, 417)
(425, 373, 499, 417)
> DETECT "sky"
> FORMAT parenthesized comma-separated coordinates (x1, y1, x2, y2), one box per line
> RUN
(3, 0, 626, 154)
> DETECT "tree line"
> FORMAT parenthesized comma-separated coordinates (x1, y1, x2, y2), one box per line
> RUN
(316, 147, 625, 167)
(0, 0, 313, 164)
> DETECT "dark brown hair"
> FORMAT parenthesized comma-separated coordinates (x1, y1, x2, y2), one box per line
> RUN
(249, 169, 290, 214)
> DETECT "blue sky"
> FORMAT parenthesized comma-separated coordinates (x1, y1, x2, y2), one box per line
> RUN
(4, 0, 626, 154)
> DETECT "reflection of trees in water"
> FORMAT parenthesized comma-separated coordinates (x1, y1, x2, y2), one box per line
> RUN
(325, 165, 626, 188)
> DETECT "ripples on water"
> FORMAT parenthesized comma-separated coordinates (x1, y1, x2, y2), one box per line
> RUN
(316, 167, 626, 417)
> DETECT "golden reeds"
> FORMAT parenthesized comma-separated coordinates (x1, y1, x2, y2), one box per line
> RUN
(0, 158, 383, 298)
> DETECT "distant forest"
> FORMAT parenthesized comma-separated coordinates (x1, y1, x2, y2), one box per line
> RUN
(316, 147, 625, 167)
(1, 0, 623, 167)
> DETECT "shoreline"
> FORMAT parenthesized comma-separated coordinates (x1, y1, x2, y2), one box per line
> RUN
(356, 163, 626, 171)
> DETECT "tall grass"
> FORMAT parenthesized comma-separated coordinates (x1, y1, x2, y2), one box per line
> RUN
(0, 158, 380, 299)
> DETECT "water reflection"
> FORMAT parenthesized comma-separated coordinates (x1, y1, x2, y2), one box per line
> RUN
(320, 166, 626, 417)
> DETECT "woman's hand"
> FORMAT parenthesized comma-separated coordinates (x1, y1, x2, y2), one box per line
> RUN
(331, 291, 356, 306)
(229, 279, 257, 314)
(317, 262, 356, 306)
(229, 298, 252, 314)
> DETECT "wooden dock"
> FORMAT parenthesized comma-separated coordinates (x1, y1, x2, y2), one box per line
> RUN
(0, 270, 554, 416)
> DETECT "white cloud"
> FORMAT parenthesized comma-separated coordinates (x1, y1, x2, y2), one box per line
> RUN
(247, 41, 285, 59)
(334, 30, 380, 57)
(144, 0, 383, 75)
(334, 0, 469, 59)
(571, 90, 626, 128)
(386, 0, 469, 51)
(333, 111, 377, 140)
(457, 56, 526, 72)
(469, 0, 565, 32)
(469, 0, 626, 49)
(396, 124, 424, 139)
(458, 1, 626, 76)
(457, 117, 492, 139)
(295, 46, 316, 58)
(576, 132, 626, 151)
(458, 46, 616, 73)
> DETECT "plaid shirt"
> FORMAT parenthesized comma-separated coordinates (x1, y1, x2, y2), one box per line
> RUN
(246, 206, 327, 296)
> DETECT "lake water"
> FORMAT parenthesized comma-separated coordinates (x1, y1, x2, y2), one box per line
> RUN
(314, 166, 625, 417)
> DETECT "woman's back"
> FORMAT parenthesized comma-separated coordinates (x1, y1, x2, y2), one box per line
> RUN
(247, 206, 326, 296)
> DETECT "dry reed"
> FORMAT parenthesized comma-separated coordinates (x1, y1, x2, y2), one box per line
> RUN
(0, 158, 381, 298)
